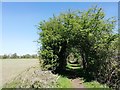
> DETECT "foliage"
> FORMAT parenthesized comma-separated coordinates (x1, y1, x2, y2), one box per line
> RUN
(37, 6, 119, 89)
(2, 54, 9, 59)
(10, 53, 18, 59)
(96, 35, 120, 89)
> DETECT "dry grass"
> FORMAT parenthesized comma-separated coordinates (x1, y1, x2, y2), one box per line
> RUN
(3, 66, 58, 88)
(0, 59, 39, 87)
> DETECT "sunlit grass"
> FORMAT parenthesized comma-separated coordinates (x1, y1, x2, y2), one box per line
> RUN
(83, 81, 110, 88)
(66, 63, 81, 69)
(56, 76, 72, 88)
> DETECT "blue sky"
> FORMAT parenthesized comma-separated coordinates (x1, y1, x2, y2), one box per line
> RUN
(0, 2, 118, 55)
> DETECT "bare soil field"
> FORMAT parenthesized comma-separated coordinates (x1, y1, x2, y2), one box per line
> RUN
(0, 59, 39, 87)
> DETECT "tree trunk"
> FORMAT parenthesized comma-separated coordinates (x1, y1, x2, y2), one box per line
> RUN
(55, 41, 67, 73)
(80, 48, 88, 70)
(81, 53, 87, 69)
(85, 52, 89, 69)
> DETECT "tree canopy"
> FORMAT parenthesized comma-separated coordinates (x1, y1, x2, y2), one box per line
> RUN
(37, 6, 119, 89)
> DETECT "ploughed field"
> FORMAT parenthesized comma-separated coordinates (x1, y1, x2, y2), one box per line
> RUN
(1, 59, 39, 87)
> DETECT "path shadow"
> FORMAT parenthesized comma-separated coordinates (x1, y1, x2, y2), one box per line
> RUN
(55, 65, 95, 82)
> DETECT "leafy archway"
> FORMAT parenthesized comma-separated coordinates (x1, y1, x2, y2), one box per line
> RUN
(37, 6, 119, 88)
(38, 6, 116, 71)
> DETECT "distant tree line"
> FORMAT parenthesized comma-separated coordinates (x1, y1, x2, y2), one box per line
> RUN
(0, 53, 38, 59)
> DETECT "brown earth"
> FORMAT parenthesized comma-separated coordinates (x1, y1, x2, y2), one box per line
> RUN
(71, 78, 85, 88)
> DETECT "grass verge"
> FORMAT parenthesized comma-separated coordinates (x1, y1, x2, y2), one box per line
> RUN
(83, 81, 110, 88)
(56, 76, 72, 88)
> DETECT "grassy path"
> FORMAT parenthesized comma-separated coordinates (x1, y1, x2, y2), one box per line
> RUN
(65, 63, 109, 88)
(57, 76, 85, 88)
(67, 63, 85, 88)
(71, 78, 84, 88)
(56, 63, 85, 88)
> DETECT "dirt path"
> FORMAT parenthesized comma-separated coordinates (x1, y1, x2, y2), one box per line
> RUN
(71, 78, 85, 88)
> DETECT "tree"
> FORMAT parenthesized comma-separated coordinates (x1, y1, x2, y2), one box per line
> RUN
(37, 6, 119, 89)
(31, 54, 38, 58)
(2, 54, 9, 59)
(24, 54, 31, 58)
(10, 53, 18, 59)
(38, 6, 116, 70)
(37, 6, 120, 88)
